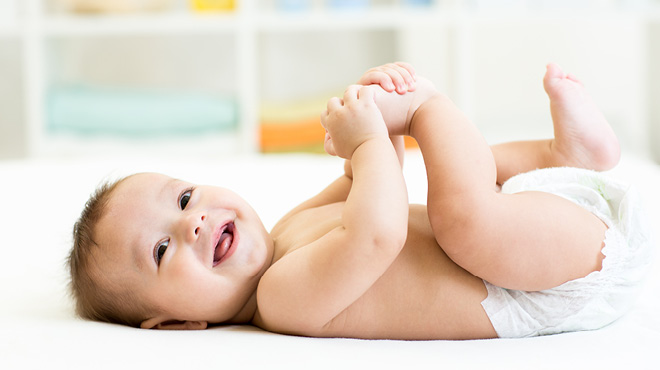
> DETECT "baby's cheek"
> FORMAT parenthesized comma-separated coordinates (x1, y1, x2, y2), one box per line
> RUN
(165, 258, 206, 296)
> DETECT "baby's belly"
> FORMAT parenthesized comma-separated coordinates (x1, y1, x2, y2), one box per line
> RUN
(318, 208, 496, 340)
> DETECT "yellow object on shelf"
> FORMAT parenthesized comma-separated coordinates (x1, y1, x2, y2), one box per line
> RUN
(190, 0, 235, 12)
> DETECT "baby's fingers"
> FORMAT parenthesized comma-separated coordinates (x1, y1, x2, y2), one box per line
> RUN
(357, 85, 376, 102)
(357, 62, 417, 94)
(326, 96, 343, 112)
(386, 63, 416, 93)
(357, 70, 397, 92)
(319, 112, 336, 156)
(324, 130, 337, 156)
(343, 84, 362, 105)
(393, 62, 417, 81)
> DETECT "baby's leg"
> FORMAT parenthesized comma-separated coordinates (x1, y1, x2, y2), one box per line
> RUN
(408, 87, 607, 292)
(491, 63, 620, 184)
(371, 63, 620, 185)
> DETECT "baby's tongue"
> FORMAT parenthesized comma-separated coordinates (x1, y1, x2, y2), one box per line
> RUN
(215, 232, 232, 261)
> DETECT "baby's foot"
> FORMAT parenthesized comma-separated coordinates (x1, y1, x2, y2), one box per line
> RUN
(371, 77, 438, 136)
(544, 63, 620, 170)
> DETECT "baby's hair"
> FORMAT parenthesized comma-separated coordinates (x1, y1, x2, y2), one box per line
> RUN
(67, 176, 147, 327)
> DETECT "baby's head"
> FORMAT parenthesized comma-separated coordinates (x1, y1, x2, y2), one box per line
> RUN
(68, 173, 273, 329)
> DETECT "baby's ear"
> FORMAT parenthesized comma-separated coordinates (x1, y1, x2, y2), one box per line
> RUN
(141, 317, 208, 330)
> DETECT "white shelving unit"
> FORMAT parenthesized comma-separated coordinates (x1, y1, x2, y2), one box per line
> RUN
(2, 0, 457, 159)
(18, 0, 258, 158)
(2, 0, 660, 159)
(0, 0, 447, 158)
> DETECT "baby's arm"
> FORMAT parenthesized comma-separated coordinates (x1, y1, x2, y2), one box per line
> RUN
(274, 64, 416, 224)
(258, 86, 408, 335)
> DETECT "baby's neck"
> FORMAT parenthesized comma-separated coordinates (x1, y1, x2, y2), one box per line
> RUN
(225, 290, 259, 324)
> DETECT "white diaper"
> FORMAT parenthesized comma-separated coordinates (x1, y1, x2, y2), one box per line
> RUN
(480, 167, 654, 338)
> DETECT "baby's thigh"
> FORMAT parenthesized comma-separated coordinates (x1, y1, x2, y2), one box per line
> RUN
(433, 190, 607, 292)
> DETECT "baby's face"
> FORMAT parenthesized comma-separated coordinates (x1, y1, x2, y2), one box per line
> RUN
(95, 173, 273, 326)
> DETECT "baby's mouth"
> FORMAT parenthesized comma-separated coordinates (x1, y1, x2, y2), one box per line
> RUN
(213, 222, 235, 266)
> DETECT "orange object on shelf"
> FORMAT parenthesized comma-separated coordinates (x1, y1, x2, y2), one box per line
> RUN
(259, 96, 327, 153)
(260, 119, 326, 153)
(260, 119, 418, 153)
(190, 0, 235, 12)
(259, 94, 418, 153)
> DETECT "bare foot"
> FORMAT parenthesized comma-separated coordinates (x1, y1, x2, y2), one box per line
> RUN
(543, 63, 620, 171)
(371, 77, 439, 136)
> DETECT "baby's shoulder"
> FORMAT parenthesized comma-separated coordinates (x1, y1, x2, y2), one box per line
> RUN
(270, 202, 345, 259)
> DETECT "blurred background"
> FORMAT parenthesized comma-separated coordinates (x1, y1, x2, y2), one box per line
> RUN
(1, 0, 659, 162)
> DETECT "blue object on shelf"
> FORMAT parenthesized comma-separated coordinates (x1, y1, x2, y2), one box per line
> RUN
(47, 85, 237, 137)
(402, 0, 432, 6)
(327, 0, 369, 11)
(277, 0, 312, 12)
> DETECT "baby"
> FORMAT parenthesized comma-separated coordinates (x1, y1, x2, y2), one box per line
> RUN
(68, 63, 651, 339)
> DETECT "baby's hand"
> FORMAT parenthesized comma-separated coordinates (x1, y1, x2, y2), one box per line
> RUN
(357, 62, 416, 95)
(321, 85, 388, 159)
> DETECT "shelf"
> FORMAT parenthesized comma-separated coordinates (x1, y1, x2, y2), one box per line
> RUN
(32, 10, 655, 38)
(6, 0, 660, 159)
(466, 11, 646, 25)
(255, 7, 452, 31)
(43, 12, 240, 37)
(33, 5, 654, 38)
(34, 6, 454, 37)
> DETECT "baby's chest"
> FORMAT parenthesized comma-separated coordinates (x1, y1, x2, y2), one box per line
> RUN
(272, 202, 344, 257)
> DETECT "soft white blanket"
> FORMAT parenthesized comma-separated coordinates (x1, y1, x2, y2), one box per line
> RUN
(1, 152, 658, 369)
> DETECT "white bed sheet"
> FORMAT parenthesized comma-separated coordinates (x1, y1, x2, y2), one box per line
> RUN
(1, 151, 658, 369)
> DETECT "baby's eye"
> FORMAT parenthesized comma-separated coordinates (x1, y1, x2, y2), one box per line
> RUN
(179, 188, 193, 210)
(154, 239, 169, 266)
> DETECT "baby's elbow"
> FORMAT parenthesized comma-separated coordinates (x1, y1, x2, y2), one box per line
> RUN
(371, 223, 408, 254)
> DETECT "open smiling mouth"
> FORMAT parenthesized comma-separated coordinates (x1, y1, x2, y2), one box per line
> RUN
(213, 221, 235, 267)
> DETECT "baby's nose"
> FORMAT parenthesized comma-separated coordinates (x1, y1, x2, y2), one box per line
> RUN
(181, 214, 206, 242)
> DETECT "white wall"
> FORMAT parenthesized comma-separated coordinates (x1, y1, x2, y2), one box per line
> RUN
(398, 16, 649, 157)
(469, 18, 646, 153)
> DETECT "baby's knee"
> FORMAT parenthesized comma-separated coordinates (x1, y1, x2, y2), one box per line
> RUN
(428, 208, 477, 247)
(428, 194, 497, 248)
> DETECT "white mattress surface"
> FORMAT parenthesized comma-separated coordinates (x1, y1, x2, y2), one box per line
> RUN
(1, 152, 658, 369)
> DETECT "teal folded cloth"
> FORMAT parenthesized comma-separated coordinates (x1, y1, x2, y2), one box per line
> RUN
(327, 0, 369, 10)
(48, 85, 237, 136)
(402, 0, 432, 6)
